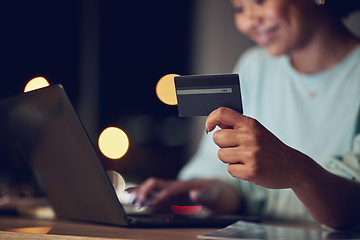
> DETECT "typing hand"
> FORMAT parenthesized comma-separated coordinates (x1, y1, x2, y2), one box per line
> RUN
(125, 178, 241, 214)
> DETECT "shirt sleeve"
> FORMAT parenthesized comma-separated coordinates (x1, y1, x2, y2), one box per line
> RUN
(322, 134, 360, 182)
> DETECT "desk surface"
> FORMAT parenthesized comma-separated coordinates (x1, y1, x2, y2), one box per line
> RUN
(0, 215, 216, 240)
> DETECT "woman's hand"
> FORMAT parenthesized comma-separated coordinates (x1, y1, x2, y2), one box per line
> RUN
(127, 177, 241, 214)
(206, 107, 360, 229)
(205, 107, 306, 189)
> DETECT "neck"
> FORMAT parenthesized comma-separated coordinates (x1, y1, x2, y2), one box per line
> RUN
(290, 18, 359, 74)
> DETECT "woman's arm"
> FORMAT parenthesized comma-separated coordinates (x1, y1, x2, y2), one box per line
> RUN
(290, 151, 360, 230)
(206, 107, 360, 229)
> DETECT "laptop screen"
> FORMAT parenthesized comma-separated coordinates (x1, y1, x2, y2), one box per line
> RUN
(0, 85, 128, 226)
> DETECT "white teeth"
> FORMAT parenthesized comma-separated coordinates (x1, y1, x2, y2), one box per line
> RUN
(257, 27, 272, 35)
(258, 31, 267, 37)
(253, 25, 279, 45)
(255, 31, 271, 45)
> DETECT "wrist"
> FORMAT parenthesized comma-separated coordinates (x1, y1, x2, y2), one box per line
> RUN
(286, 147, 323, 191)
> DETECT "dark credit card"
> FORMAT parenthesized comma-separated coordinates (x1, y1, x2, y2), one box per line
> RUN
(174, 74, 243, 117)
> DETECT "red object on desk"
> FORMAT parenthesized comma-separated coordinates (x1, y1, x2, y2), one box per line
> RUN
(170, 205, 202, 215)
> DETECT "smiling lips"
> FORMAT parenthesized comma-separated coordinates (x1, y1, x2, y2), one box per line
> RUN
(253, 24, 280, 46)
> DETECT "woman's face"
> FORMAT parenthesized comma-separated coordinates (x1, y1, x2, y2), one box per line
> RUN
(231, 0, 317, 56)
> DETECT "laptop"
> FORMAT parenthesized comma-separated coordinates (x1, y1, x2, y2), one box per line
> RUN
(0, 84, 259, 227)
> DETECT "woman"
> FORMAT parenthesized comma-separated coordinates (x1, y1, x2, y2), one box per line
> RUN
(130, 0, 360, 229)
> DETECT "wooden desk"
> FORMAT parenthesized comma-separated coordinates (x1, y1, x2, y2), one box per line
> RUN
(0, 215, 217, 240)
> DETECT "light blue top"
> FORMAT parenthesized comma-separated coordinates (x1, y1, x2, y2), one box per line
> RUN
(178, 45, 360, 221)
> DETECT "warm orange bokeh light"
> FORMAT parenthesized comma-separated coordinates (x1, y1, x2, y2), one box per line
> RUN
(98, 127, 129, 159)
(7, 227, 52, 234)
(24, 77, 50, 93)
(156, 74, 179, 105)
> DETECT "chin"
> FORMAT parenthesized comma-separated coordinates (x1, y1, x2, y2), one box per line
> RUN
(264, 46, 286, 57)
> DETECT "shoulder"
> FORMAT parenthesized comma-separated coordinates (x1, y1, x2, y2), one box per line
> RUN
(347, 44, 360, 65)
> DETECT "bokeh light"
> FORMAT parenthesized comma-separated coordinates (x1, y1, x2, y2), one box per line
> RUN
(24, 77, 50, 93)
(156, 73, 179, 105)
(7, 227, 52, 234)
(98, 127, 129, 159)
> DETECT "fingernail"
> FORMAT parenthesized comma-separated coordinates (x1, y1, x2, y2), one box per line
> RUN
(205, 125, 209, 134)
(189, 190, 201, 202)
(124, 186, 137, 193)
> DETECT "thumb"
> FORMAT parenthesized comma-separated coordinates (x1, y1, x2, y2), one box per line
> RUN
(189, 189, 216, 206)
(206, 107, 245, 132)
(189, 189, 202, 203)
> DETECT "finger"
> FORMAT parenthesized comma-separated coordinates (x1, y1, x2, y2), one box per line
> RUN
(206, 107, 247, 132)
(218, 147, 251, 164)
(213, 129, 243, 148)
(151, 182, 190, 207)
(227, 163, 252, 182)
(124, 186, 137, 193)
(135, 178, 166, 206)
(151, 190, 174, 207)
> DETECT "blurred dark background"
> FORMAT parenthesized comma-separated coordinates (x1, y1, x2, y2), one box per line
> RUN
(0, 0, 197, 193)
(1, 0, 359, 197)
(1, 0, 193, 119)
